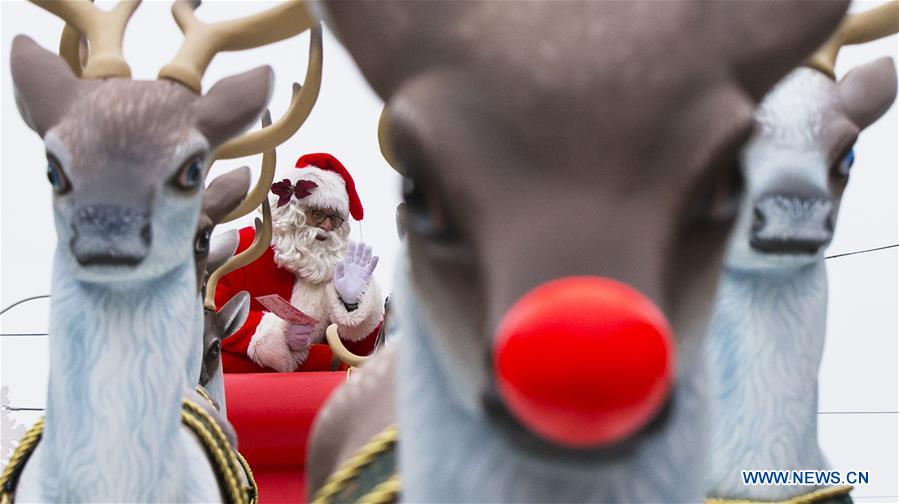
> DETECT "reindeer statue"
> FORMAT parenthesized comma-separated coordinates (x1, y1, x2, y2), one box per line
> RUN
(199, 198, 275, 411)
(706, 4, 899, 503)
(192, 168, 266, 410)
(197, 212, 271, 412)
(1, 1, 320, 501)
(305, 2, 849, 502)
(194, 110, 301, 411)
(53, 5, 323, 397)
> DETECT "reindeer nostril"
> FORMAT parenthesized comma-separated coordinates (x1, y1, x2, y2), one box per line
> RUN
(141, 223, 152, 245)
(70, 205, 151, 266)
(749, 195, 833, 255)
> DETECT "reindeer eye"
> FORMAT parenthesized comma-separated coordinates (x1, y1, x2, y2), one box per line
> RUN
(834, 146, 855, 180)
(391, 114, 461, 244)
(46, 154, 71, 194)
(173, 156, 204, 191)
(210, 340, 221, 357)
(401, 173, 454, 239)
(194, 226, 212, 255)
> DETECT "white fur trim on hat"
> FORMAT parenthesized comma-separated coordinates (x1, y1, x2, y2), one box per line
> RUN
(272, 166, 350, 219)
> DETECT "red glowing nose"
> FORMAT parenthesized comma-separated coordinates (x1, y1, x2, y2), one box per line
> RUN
(493, 276, 674, 448)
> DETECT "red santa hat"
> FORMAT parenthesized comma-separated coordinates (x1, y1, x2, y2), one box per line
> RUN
(270, 153, 364, 221)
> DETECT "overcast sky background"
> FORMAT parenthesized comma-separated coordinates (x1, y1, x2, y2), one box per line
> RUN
(1, 1, 897, 498)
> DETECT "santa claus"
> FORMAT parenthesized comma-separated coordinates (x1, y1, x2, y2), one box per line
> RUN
(215, 153, 383, 373)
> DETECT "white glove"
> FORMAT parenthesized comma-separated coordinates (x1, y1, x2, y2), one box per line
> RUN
(285, 323, 315, 353)
(333, 241, 379, 305)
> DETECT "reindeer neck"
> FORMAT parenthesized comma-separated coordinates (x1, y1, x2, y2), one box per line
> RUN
(706, 261, 828, 500)
(396, 270, 706, 503)
(40, 249, 201, 502)
(204, 368, 227, 412)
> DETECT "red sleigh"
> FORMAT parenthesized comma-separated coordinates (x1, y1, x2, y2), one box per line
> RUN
(225, 370, 343, 503)
(225, 327, 378, 503)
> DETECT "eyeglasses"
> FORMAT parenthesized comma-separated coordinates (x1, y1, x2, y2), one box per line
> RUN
(309, 209, 345, 229)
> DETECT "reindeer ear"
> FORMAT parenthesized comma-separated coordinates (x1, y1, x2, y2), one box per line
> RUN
(218, 291, 251, 340)
(204, 166, 251, 225)
(839, 57, 898, 130)
(194, 66, 274, 148)
(712, 1, 849, 100)
(10, 35, 84, 136)
(208, 229, 240, 275)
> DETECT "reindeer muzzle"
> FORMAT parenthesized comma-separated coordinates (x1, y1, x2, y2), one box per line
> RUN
(750, 192, 834, 255)
(492, 276, 674, 448)
(70, 204, 152, 266)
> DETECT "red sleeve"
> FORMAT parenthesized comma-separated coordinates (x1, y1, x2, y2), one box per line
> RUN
(342, 321, 382, 358)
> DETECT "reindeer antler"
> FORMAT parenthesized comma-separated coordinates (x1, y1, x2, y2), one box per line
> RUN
(32, 0, 140, 79)
(807, 0, 899, 79)
(203, 199, 272, 310)
(202, 111, 277, 309)
(218, 111, 278, 223)
(158, 1, 323, 160)
(213, 24, 323, 160)
(54, 1, 321, 161)
(58, 0, 93, 78)
(158, 0, 316, 92)
(377, 107, 400, 173)
(59, 23, 87, 77)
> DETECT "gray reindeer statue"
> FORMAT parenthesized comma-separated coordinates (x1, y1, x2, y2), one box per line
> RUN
(706, 3, 899, 503)
(192, 168, 250, 395)
(54, 7, 323, 403)
(199, 230, 239, 394)
(199, 196, 276, 411)
(56, 19, 257, 395)
(1, 1, 321, 502)
(305, 2, 850, 503)
(195, 110, 306, 411)
(197, 209, 272, 413)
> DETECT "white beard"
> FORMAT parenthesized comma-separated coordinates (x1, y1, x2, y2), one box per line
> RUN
(270, 202, 349, 284)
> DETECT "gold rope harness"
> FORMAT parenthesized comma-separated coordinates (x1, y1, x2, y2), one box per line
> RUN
(706, 485, 854, 504)
(194, 384, 219, 410)
(0, 418, 43, 504)
(311, 425, 401, 504)
(0, 400, 257, 504)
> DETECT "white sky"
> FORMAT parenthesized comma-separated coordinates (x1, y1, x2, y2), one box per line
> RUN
(0, 1, 897, 498)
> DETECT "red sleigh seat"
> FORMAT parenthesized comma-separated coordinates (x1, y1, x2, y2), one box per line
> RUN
(224, 369, 346, 503)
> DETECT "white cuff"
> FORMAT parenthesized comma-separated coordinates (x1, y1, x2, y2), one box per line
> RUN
(326, 280, 384, 341)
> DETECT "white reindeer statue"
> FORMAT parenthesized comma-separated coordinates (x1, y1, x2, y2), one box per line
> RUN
(305, 2, 850, 502)
(706, 4, 899, 503)
(0, 1, 320, 502)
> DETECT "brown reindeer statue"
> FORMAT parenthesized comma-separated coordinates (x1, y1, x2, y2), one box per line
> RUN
(2, 1, 320, 502)
(194, 111, 290, 411)
(306, 2, 850, 502)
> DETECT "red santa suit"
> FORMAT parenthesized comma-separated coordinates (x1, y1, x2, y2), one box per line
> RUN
(216, 153, 383, 373)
